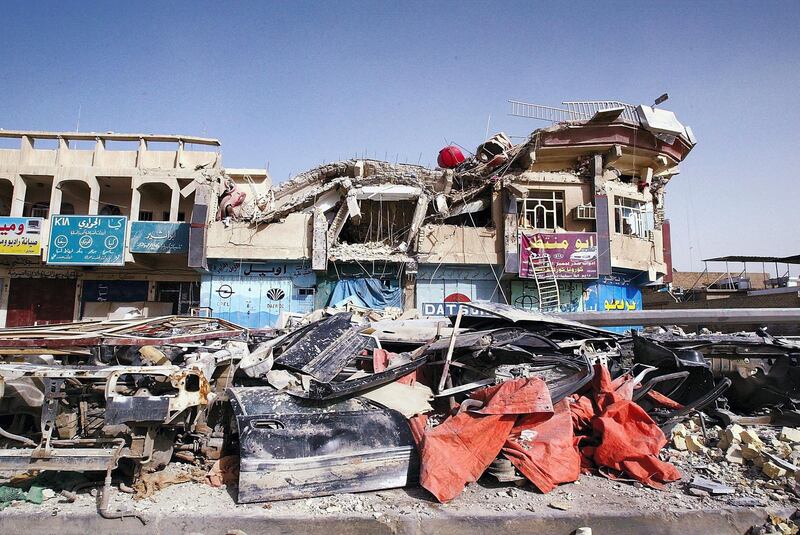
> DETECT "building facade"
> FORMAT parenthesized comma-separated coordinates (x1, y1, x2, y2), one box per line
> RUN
(0, 101, 696, 328)
(191, 102, 695, 328)
(0, 130, 221, 326)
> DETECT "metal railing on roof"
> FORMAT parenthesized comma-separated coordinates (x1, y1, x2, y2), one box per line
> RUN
(509, 99, 639, 124)
(562, 101, 639, 123)
(508, 101, 584, 123)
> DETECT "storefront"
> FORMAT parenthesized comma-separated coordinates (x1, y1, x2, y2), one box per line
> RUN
(416, 264, 504, 316)
(315, 263, 403, 311)
(0, 216, 200, 326)
(201, 260, 316, 328)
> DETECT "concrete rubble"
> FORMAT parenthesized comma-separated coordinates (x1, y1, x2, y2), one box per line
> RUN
(0, 302, 797, 531)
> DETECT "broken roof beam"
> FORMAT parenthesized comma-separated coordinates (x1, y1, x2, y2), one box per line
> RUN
(327, 200, 350, 245)
(355, 185, 422, 201)
(346, 190, 362, 225)
(398, 193, 429, 253)
(312, 208, 327, 271)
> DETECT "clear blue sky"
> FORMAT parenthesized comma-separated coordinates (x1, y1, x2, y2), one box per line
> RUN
(2, 1, 799, 273)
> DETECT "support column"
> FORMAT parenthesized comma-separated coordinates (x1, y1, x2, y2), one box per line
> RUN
(399, 193, 429, 252)
(130, 176, 142, 222)
(0, 277, 10, 328)
(312, 208, 327, 271)
(593, 154, 612, 276)
(49, 180, 64, 217)
(87, 176, 100, 215)
(10, 176, 26, 217)
(503, 189, 519, 274)
(169, 182, 180, 222)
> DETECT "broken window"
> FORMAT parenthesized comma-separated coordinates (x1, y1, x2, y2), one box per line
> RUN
(339, 199, 415, 245)
(614, 196, 654, 238)
(518, 191, 564, 230)
(445, 195, 493, 227)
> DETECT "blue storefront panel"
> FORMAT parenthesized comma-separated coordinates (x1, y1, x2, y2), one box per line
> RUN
(416, 265, 504, 316)
(200, 261, 316, 328)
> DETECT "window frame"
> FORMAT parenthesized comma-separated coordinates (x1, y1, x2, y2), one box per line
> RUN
(519, 191, 565, 231)
(613, 196, 654, 238)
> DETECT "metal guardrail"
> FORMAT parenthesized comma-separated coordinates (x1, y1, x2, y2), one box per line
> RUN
(509, 99, 639, 124)
(562, 100, 639, 123)
(561, 308, 800, 327)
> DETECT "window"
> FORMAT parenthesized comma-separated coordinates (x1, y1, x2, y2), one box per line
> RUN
(138, 210, 153, 221)
(519, 191, 564, 230)
(161, 211, 186, 221)
(614, 197, 654, 238)
(30, 202, 49, 219)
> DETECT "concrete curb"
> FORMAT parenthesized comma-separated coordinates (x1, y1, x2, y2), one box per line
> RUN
(0, 505, 794, 535)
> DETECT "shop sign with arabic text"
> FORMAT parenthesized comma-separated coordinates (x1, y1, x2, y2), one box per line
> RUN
(129, 222, 189, 253)
(519, 232, 599, 280)
(47, 215, 127, 266)
(0, 217, 43, 256)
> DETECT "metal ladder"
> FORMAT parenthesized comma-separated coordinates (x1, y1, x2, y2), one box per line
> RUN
(529, 255, 561, 312)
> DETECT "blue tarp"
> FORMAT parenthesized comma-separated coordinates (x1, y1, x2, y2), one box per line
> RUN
(329, 278, 402, 310)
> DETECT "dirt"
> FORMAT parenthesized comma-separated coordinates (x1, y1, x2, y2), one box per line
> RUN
(1, 451, 796, 521)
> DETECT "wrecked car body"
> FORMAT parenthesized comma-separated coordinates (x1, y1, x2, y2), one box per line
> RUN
(230, 387, 418, 502)
(633, 329, 800, 424)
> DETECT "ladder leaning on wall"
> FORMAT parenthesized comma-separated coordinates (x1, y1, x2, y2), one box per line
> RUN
(529, 255, 561, 312)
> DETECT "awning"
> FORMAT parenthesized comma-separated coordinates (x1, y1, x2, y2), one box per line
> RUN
(703, 255, 800, 265)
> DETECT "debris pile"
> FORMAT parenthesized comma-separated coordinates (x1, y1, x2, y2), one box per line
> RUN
(667, 419, 800, 505)
(0, 304, 799, 519)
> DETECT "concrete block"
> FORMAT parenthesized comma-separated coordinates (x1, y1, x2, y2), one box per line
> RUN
(725, 445, 745, 465)
(686, 435, 706, 452)
(672, 423, 689, 438)
(741, 444, 763, 460)
(673, 435, 687, 451)
(775, 442, 793, 459)
(779, 427, 800, 443)
(719, 424, 745, 450)
(762, 461, 787, 479)
(740, 429, 763, 446)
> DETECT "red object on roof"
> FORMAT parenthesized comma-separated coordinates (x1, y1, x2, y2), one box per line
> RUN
(437, 145, 465, 169)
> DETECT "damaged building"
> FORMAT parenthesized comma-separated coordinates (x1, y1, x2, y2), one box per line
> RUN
(192, 100, 695, 329)
(5, 103, 800, 525)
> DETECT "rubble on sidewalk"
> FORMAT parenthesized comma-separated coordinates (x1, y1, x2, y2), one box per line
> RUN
(0, 304, 799, 519)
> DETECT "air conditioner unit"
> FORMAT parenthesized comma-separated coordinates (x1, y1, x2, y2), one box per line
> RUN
(574, 204, 596, 220)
